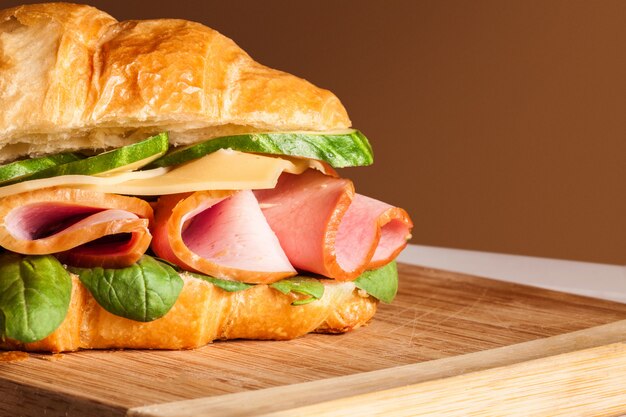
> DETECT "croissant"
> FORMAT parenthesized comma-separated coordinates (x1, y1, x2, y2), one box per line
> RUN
(1, 275, 377, 353)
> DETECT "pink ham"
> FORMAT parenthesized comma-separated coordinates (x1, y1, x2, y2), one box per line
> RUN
(255, 170, 413, 280)
(0, 187, 153, 267)
(151, 190, 296, 284)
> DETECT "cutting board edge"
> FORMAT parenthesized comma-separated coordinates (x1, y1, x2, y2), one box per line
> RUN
(254, 342, 626, 417)
(128, 318, 626, 417)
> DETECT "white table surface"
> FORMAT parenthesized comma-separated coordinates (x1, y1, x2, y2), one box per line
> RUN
(398, 244, 626, 303)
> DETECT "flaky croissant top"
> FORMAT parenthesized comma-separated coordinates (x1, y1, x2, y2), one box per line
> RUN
(0, 3, 351, 163)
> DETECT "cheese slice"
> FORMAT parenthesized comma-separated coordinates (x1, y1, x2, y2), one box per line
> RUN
(0, 167, 169, 198)
(0, 150, 332, 197)
(87, 149, 327, 195)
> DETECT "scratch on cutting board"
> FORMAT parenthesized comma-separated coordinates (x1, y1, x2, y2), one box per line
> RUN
(383, 294, 441, 335)
(486, 310, 516, 338)
(385, 306, 433, 334)
(406, 288, 490, 345)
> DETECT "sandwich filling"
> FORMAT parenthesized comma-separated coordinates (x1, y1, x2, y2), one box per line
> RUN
(0, 131, 413, 345)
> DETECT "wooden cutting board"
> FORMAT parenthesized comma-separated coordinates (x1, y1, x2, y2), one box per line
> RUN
(2, 263, 626, 417)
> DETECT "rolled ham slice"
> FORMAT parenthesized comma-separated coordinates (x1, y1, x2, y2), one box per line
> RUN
(0, 187, 153, 268)
(255, 170, 413, 280)
(151, 190, 296, 284)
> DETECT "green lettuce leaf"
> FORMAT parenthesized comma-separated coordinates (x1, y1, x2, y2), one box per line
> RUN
(270, 277, 325, 305)
(187, 272, 254, 292)
(189, 271, 324, 305)
(354, 261, 398, 303)
(69, 256, 183, 322)
(0, 254, 72, 343)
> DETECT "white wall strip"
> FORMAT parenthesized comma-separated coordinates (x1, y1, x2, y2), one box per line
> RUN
(398, 245, 626, 303)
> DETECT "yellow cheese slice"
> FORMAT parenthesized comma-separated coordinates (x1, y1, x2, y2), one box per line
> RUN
(0, 167, 169, 198)
(0, 150, 331, 197)
(80, 149, 321, 195)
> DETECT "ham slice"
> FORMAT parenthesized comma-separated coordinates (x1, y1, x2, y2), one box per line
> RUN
(255, 170, 413, 280)
(151, 190, 296, 284)
(0, 187, 153, 267)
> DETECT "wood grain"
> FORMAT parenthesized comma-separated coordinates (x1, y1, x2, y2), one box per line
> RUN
(259, 343, 626, 417)
(2, 264, 626, 417)
(130, 324, 626, 417)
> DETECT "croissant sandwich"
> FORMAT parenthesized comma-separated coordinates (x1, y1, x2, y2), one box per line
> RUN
(0, 3, 413, 353)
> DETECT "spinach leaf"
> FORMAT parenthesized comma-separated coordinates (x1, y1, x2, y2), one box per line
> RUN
(188, 272, 324, 305)
(187, 272, 253, 292)
(69, 256, 183, 322)
(354, 261, 398, 303)
(154, 257, 252, 292)
(270, 277, 325, 306)
(0, 254, 72, 343)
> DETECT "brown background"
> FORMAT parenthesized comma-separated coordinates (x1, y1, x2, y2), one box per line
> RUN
(6, 1, 626, 264)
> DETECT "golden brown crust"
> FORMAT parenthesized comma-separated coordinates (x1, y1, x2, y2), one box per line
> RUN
(0, 3, 351, 162)
(0, 3, 366, 353)
(0, 274, 377, 353)
(0, 3, 117, 159)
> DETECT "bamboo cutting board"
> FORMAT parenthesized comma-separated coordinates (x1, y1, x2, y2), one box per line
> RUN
(2, 263, 626, 417)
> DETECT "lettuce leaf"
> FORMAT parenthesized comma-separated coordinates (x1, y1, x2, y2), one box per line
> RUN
(0, 254, 72, 343)
(354, 261, 398, 303)
(270, 277, 325, 305)
(188, 272, 253, 292)
(69, 256, 183, 322)
(191, 271, 324, 305)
